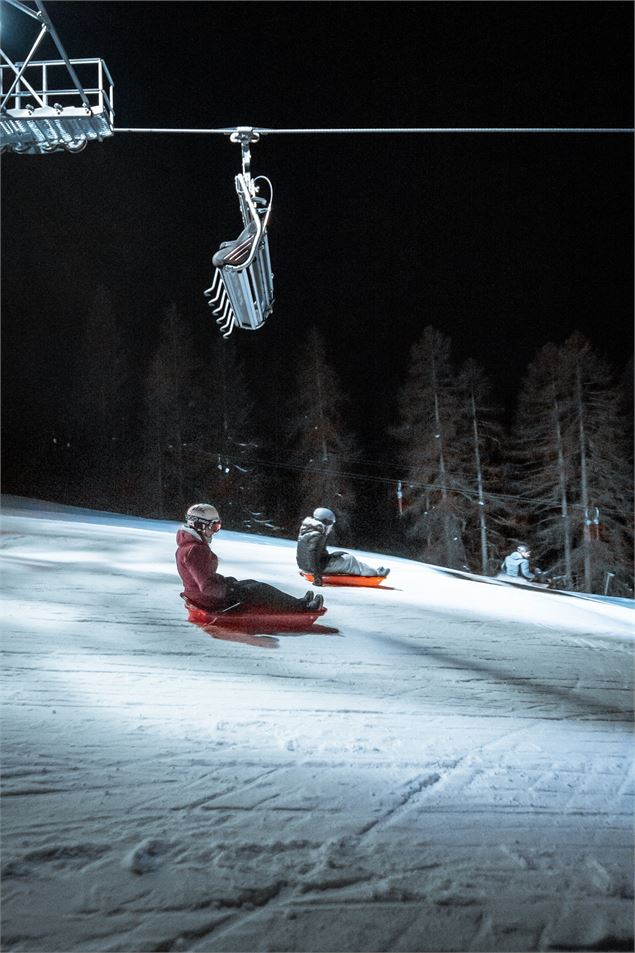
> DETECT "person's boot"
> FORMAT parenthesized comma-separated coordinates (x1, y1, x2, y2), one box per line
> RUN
(306, 593, 324, 612)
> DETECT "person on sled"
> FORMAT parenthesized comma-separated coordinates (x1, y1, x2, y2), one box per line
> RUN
(296, 507, 389, 586)
(500, 542, 547, 585)
(177, 503, 324, 613)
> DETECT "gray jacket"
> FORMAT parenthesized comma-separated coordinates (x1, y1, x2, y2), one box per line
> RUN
(501, 551, 535, 581)
(296, 516, 330, 575)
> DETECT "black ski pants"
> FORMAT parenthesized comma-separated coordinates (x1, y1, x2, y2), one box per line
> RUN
(226, 579, 309, 612)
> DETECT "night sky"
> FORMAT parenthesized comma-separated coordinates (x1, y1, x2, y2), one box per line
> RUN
(2, 2, 633, 485)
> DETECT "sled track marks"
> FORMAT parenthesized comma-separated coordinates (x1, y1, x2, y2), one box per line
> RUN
(168, 765, 283, 814)
(3, 842, 110, 878)
(357, 771, 443, 836)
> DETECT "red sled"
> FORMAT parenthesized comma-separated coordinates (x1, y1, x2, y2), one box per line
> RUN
(184, 600, 327, 633)
(299, 571, 387, 588)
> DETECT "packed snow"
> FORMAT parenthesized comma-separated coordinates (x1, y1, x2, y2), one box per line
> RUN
(1, 496, 633, 953)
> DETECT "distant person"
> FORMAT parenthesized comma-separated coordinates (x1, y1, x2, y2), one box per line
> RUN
(500, 542, 545, 584)
(177, 503, 324, 613)
(296, 507, 389, 586)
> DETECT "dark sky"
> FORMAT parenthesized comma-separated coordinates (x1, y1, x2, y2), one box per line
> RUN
(2, 1, 633, 463)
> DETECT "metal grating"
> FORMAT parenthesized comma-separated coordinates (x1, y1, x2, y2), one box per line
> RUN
(1, 57, 114, 154)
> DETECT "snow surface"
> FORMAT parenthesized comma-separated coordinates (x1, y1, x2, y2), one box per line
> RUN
(1, 496, 633, 953)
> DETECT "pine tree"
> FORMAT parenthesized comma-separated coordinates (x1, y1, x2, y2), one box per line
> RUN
(67, 284, 133, 509)
(285, 326, 357, 534)
(140, 303, 209, 519)
(508, 343, 574, 583)
(561, 333, 633, 594)
(201, 338, 278, 534)
(394, 326, 468, 568)
(455, 358, 506, 573)
(512, 333, 633, 594)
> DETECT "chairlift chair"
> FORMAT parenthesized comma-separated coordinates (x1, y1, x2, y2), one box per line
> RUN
(204, 129, 274, 338)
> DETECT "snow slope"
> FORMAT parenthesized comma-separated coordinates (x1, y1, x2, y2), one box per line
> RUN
(1, 497, 633, 953)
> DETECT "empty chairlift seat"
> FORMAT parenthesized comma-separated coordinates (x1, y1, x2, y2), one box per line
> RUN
(204, 172, 274, 338)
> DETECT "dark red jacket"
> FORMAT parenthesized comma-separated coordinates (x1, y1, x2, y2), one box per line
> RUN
(175, 527, 230, 609)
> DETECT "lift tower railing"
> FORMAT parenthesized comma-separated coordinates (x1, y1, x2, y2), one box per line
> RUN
(0, 0, 114, 154)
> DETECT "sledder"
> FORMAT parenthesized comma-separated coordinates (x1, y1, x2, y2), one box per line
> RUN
(497, 542, 550, 588)
(296, 507, 390, 587)
(176, 504, 325, 627)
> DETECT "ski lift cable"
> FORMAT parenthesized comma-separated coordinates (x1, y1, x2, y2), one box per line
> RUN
(112, 122, 632, 341)
(114, 126, 634, 135)
(315, 449, 632, 510)
(201, 448, 621, 516)
(249, 447, 623, 512)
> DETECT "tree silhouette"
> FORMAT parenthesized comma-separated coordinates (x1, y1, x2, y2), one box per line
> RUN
(394, 326, 468, 568)
(200, 338, 277, 533)
(67, 284, 134, 509)
(285, 326, 357, 534)
(455, 358, 506, 573)
(140, 304, 209, 519)
(512, 333, 633, 594)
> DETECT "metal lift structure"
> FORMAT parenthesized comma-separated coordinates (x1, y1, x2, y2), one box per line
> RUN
(203, 128, 274, 338)
(1, 1, 632, 338)
(0, 0, 114, 154)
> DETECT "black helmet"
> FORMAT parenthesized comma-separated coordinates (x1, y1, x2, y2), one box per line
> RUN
(313, 507, 336, 526)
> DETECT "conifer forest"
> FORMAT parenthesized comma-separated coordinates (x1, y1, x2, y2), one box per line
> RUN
(4, 288, 632, 599)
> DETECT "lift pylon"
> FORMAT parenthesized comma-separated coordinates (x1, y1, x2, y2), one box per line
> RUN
(0, 0, 114, 154)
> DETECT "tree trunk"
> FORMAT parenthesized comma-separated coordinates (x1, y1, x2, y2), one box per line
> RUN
(168, 308, 184, 507)
(221, 347, 229, 467)
(576, 361, 592, 590)
(424, 490, 431, 552)
(312, 327, 329, 463)
(470, 392, 489, 574)
(154, 411, 164, 518)
(431, 351, 451, 563)
(553, 398, 573, 586)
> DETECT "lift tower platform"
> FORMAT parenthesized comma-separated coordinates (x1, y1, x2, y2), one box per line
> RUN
(0, 0, 114, 154)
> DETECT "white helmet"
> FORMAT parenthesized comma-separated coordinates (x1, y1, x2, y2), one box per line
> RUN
(313, 507, 336, 525)
(517, 542, 531, 555)
(186, 503, 220, 531)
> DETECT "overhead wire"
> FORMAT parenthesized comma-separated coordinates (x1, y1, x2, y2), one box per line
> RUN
(203, 449, 624, 517)
(114, 126, 634, 135)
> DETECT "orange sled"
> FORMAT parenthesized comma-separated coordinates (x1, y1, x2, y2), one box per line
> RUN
(299, 571, 387, 587)
(184, 600, 326, 632)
